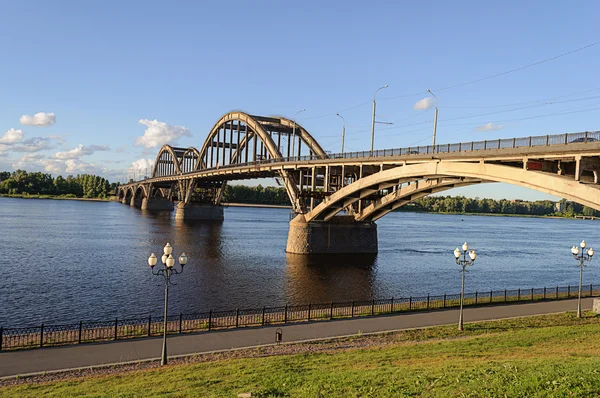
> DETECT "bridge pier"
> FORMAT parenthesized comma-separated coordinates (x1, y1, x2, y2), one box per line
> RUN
(141, 197, 173, 211)
(175, 202, 224, 221)
(286, 215, 378, 254)
(130, 196, 143, 208)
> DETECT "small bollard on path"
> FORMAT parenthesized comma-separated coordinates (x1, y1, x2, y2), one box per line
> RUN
(593, 298, 600, 314)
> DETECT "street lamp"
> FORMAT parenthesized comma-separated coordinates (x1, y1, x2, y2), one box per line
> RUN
(336, 113, 346, 154)
(571, 240, 594, 318)
(370, 84, 388, 155)
(427, 89, 439, 152)
(453, 242, 477, 331)
(291, 108, 306, 158)
(148, 243, 188, 366)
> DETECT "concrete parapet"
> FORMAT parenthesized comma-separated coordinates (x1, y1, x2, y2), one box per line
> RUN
(175, 203, 224, 221)
(141, 197, 173, 211)
(286, 214, 378, 254)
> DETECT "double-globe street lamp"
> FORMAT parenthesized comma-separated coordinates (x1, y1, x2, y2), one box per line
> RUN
(148, 243, 188, 366)
(571, 240, 594, 318)
(453, 242, 477, 331)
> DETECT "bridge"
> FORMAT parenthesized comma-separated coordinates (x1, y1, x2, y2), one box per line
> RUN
(118, 111, 600, 254)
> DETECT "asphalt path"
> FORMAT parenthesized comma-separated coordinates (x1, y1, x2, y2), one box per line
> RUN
(0, 298, 593, 378)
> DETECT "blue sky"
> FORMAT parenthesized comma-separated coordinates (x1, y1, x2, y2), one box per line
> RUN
(1, 1, 599, 200)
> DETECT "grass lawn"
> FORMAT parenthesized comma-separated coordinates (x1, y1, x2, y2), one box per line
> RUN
(4, 312, 600, 397)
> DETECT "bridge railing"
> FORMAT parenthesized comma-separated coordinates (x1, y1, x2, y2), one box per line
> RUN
(0, 282, 597, 351)
(137, 130, 600, 181)
(241, 130, 600, 168)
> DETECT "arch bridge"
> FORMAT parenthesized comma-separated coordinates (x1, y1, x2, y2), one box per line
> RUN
(117, 111, 600, 254)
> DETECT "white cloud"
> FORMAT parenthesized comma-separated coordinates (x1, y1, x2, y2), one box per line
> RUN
(54, 144, 110, 160)
(20, 112, 56, 127)
(135, 119, 191, 148)
(0, 128, 24, 144)
(475, 122, 504, 132)
(130, 158, 155, 175)
(413, 97, 434, 111)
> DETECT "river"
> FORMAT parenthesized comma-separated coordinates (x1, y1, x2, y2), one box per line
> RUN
(1, 197, 599, 327)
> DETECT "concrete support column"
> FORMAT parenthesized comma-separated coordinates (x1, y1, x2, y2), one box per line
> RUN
(141, 197, 174, 211)
(286, 214, 378, 254)
(175, 202, 224, 221)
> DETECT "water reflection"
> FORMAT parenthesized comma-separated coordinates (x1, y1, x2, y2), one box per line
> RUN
(285, 253, 377, 304)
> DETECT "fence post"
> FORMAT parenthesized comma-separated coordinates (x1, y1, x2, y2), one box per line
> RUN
(78, 321, 83, 344)
(518, 289, 521, 301)
(40, 323, 44, 348)
(351, 301, 354, 317)
(568, 285, 571, 297)
(475, 291, 478, 304)
(513, 137, 516, 148)
(427, 294, 430, 309)
(236, 308, 239, 328)
(308, 304, 312, 321)
(371, 299, 375, 316)
(114, 318, 118, 341)
(490, 290, 493, 303)
(0, 327, 2, 351)
(443, 294, 446, 308)
(148, 316, 151, 336)
(262, 307, 266, 325)
(330, 302, 334, 320)
(531, 288, 534, 301)
(284, 305, 288, 323)
(391, 297, 394, 312)
(409, 296, 412, 310)
(208, 310, 212, 331)
(544, 287, 546, 299)
(179, 313, 183, 334)
(556, 286, 559, 299)
(591, 283, 593, 297)
(504, 289, 507, 302)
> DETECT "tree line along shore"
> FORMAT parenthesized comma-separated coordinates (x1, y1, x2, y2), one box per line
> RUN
(1, 170, 598, 218)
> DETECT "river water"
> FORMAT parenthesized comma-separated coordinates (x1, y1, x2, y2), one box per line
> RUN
(1, 197, 599, 327)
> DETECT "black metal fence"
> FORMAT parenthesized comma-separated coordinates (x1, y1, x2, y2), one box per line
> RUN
(1, 283, 596, 351)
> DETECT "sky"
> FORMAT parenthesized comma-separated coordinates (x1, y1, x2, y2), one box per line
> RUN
(1, 1, 599, 200)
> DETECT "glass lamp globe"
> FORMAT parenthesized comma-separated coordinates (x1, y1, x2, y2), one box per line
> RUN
(454, 247, 461, 259)
(161, 253, 168, 264)
(179, 253, 188, 266)
(166, 254, 175, 268)
(468, 250, 477, 261)
(588, 248, 595, 257)
(581, 240, 587, 249)
(572, 246, 580, 255)
(148, 253, 157, 267)
(164, 242, 173, 255)
(462, 242, 469, 252)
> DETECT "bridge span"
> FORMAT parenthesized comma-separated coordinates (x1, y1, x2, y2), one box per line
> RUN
(118, 111, 600, 254)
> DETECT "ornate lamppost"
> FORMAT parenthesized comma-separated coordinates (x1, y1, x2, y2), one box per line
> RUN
(571, 240, 594, 318)
(453, 242, 477, 331)
(148, 243, 188, 366)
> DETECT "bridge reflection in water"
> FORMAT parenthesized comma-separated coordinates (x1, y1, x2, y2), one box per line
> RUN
(285, 253, 377, 304)
(119, 111, 600, 255)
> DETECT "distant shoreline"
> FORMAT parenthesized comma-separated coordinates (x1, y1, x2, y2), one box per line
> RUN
(0, 194, 115, 202)
(221, 202, 291, 209)
(1, 195, 594, 220)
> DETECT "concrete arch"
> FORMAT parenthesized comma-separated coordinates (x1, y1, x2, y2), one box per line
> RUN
(180, 147, 201, 173)
(305, 161, 600, 222)
(152, 145, 182, 178)
(358, 178, 483, 221)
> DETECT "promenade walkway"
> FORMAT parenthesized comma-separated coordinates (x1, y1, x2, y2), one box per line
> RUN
(0, 297, 593, 378)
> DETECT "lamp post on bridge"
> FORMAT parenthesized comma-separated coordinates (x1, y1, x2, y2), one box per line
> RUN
(427, 89, 439, 152)
(291, 108, 306, 158)
(453, 242, 477, 331)
(571, 240, 594, 318)
(148, 243, 188, 366)
(336, 113, 346, 154)
(370, 84, 388, 156)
